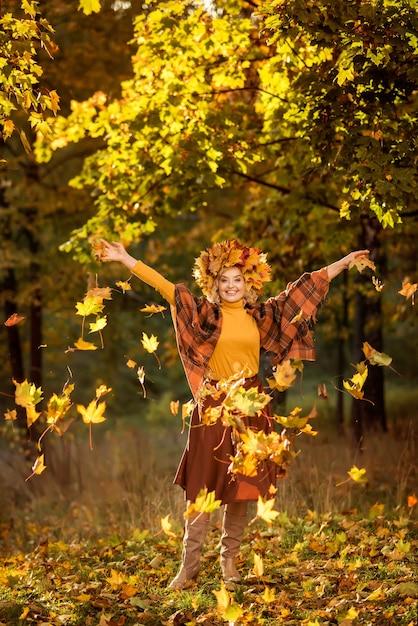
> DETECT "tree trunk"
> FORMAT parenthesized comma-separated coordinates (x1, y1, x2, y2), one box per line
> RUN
(350, 216, 387, 444)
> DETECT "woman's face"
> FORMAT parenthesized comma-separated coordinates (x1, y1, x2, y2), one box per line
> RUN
(218, 267, 246, 303)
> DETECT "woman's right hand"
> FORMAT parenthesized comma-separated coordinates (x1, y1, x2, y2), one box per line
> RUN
(99, 240, 138, 270)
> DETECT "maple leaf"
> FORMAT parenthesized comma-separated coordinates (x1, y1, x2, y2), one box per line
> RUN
(106, 568, 126, 590)
(256, 496, 279, 524)
(116, 279, 132, 293)
(362, 341, 392, 367)
(224, 386, 271, 418)
(343, 363, 369, 400)
(185, 488, 222, 519)
(4, 408, 17, 421)
(170, 400, 179, 415)
(140, 303, 167, 317)
(372, 276, 385, 292)
(13, 379, 43, 408)
(398, 278, 417, 302)
(73, 337, 98, 351)
(137, 366, 146, 397)
(77, 399, 106, 450)
(126, 357, 137, 369)
(141, 332, 161, 368)
(88, 315, 107, 333)
(213, 580, 230, 613)
(92, 240, 106, 260)
(86, 286, 113, 300)
(75, 295, 104, 317)
(274, 406, 309, 430)
(25, 454, 47, 481)
(407, 494, 417, 508)
(348, 465, 368, 484)
(318, 383, 328, 400)
(253, 553, 264, 577)
(46, 392, 72, 424)
(95, 384, 111, 399)
(4, 312, 26, 326)
(267, 360, 297, 392)
(348, 257, 376, 272)
(161, 514, 176, 538)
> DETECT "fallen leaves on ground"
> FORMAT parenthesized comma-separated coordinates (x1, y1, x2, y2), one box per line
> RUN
(0, 508, 417, 625)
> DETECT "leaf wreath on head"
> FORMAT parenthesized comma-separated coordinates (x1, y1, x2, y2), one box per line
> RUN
(193, 239, 272, 299)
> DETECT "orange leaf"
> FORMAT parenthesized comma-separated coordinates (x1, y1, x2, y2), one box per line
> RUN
(407, 494, 417, 508)
(399, 279, 417, 301)
(170, 400, 179, 415)
(4, 313, 26, 326)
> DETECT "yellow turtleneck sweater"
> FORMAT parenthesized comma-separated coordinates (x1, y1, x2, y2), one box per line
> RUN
(132, 260, 260, 380)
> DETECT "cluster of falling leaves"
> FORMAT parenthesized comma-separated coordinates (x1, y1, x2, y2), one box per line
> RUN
(3, 253, 167, 480)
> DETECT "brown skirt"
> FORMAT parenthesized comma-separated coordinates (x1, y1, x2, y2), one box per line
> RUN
(173, 376, 277, 504)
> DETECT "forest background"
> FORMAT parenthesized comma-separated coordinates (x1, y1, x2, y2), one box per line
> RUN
(0, 1, 417, 624)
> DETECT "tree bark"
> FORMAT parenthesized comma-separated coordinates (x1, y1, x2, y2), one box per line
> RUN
(350, 216, 387, 444)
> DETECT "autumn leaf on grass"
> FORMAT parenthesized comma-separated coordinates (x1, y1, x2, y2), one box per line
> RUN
(140, 303, 167, 317)
(25, 454, 46, 481)
(185, 488, 221, 519)
(106, 569, 126, 590)
(343, 362, 369, 401)
(77, 398, 106, 450)
(255, 496, 279, 524)
(399, 278, 417, 303)
(267, 360, 297, 392)
(161, 514, 177, 538)
(348, 257, 376, 272)
(141, 332, 161, 368)
(253, 553, 264, 578)
(213, 581, 244, 621)
(4, 312, 26, 326)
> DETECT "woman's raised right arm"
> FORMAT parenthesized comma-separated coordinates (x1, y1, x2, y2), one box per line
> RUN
(100, 240, 175, 305)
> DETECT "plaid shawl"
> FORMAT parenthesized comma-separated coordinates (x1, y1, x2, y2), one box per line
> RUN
(173, 268, 329, 401)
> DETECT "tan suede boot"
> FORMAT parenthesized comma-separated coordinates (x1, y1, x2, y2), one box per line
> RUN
(168, 518, 209, 590)
(220, 512, 247, 583)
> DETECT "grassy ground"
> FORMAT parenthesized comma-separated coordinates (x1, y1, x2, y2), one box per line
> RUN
(0, 400, 417, 625)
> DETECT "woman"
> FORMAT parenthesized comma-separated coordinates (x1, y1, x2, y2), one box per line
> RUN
(99, 238, 369, 589)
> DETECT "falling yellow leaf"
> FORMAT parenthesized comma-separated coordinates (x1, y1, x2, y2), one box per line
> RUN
(267, 360, 297, 392)
(170, 400, 179, 415)
(26, 404, 42, 428)
(95, 385, 111, 399)
(141, 332, 161, 368)
(4, 408, 17, 421)
(116, 279, 132, 293)
(25, 454, 47, 481)
(362, 341, 392, 367)
(126, 358, 137, 369)
(77, 400, 106, 425)
(348, 465, 368, 484)
(185, 488, 222, 519)
(399, 278, 417, 301)
(372, 276, 385, 292)
(140, 303, 167, 316)
(74, 337, 98, 351)
(256, 496, 279, 524)
(88, 315, 107, 333)
(343, 363, 368, 400)
(407, 494, 417, 508)
(161, 514, 177, 538)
